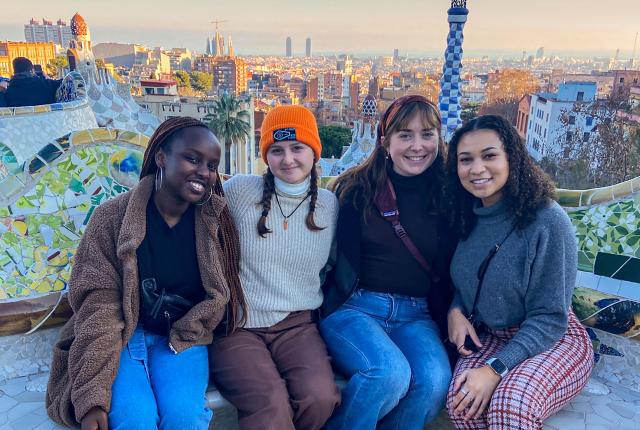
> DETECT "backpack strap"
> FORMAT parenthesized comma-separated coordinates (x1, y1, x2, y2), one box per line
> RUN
(374, 178, 440, 283)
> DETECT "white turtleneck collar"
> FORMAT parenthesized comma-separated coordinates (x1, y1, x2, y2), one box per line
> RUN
(274, 175, 311, 196)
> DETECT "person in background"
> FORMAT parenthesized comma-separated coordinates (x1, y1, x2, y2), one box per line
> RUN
(210, 105, 340, 430)
(46, 117, 247, 430)
(0, 79, 7, 107)
(320, 95, 455, 430)
(4, 57, 62, 107)
(445, 115, 593, 429)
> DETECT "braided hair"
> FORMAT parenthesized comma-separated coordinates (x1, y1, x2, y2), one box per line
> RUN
(257, 164, 325, 237)
(140, 117, 247, 332)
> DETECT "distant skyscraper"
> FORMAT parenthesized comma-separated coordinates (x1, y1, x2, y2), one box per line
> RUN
(393, 48, 399, 64)
(206, 37, 211, 55)
(536, 46, 544, 59)
(305, 37, 312, 57)
(286, 36, 292, 57)
(24, 18, 72, 48)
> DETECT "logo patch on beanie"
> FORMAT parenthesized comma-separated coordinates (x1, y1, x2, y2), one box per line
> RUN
(273, 128, 297, 142)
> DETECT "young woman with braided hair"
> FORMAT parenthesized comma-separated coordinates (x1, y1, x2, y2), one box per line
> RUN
(320, 95, 455, 430)
(46, 117, 247, 430)
(210, 105, 340, 430)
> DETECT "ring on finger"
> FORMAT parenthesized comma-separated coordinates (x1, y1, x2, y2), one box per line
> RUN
(457, 344, 465, 352)
(460, 386, 469, 395)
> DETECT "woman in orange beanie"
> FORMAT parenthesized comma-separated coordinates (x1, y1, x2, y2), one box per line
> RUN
(210, 105, 340, 430)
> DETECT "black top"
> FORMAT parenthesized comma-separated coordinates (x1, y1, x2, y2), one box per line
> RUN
(136, 200, 205, 304)
(359, 168, 439, 297)
(4, 74, 62, 107)
(321, 171, 456, 340)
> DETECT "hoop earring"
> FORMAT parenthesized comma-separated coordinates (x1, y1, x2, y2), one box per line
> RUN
(155, 167, 164, 191)
(195, 187, 214, 206)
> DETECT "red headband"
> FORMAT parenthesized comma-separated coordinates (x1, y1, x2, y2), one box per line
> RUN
(377, 95, 438, 143)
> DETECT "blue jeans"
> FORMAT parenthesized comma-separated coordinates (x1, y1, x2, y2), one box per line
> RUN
(320, 290, 451, 430)
(108, 326, 212, 430)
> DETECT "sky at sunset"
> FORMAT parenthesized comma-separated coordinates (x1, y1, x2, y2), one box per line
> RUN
(2, 0, 639, 58)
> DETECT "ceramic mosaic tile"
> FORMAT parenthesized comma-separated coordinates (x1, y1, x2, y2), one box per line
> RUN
(0, 141, 144, 299)
(566, 198, 640, 273)
(0, 105, 97, 163)
(329, 119, 378, 176)
(80, 68, 159, 137)
(574, 287, 640, 340)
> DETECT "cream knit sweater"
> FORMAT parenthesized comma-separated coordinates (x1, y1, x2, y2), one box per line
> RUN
(223, 174, 338, 328)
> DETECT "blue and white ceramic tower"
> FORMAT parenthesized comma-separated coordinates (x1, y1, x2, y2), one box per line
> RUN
(439, 0, 469, 142)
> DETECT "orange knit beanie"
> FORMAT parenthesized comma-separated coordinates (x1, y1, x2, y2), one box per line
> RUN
(259, 105, 322, 161)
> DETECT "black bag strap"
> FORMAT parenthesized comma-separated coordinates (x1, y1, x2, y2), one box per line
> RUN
(374, 178, 440, 284)
(467, 225, 516, 321)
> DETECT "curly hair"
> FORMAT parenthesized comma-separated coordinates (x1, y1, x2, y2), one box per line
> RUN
(332, 96, 447, 216)
(446, 115, 556, 239)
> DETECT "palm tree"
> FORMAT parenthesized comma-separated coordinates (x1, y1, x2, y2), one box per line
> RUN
(204, 93, 251, 174)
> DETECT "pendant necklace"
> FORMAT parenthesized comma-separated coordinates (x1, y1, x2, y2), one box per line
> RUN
(274, 192, 310, 231)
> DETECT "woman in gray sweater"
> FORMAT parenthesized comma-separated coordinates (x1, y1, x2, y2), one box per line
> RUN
(444, 115, 593, 429)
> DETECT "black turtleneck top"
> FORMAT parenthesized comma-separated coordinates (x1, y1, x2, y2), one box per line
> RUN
(359, 168, 439, 297)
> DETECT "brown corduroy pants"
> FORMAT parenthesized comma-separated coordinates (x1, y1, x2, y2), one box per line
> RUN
(210, 310, 340, 430)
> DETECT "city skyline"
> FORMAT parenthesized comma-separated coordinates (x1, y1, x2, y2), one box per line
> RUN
(1, 0, 639, 58)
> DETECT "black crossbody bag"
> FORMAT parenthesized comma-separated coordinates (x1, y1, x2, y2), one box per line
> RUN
(137, 237, 194, 337)
(460, 225, 515, 353)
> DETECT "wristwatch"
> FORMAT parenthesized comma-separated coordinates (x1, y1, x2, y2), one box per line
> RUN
(486, 357, 508, 378)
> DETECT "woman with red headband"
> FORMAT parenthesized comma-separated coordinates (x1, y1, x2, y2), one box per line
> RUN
(320, 95, 455, 429)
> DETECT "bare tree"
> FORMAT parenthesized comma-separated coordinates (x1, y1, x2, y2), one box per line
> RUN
(546, 99, 640, 187)
(480, 69, 540, 124)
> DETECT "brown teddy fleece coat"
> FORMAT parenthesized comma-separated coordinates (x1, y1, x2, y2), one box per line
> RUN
(46, 175, 231, 427)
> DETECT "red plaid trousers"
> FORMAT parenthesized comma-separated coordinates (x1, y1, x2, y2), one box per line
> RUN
(446, 311, 594, 429)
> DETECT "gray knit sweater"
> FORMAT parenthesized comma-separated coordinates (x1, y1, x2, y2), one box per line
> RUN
(223, 174, 338, 328)
(450, 199, 577, 370)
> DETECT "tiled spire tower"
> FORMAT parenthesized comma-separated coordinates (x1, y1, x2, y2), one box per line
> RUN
(438, 0, 469, 142)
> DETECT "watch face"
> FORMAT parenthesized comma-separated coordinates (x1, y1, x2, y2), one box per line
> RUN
(490, 359, 507, 374)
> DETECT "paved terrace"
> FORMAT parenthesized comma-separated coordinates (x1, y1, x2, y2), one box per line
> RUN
(0, 324, 638, 429)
